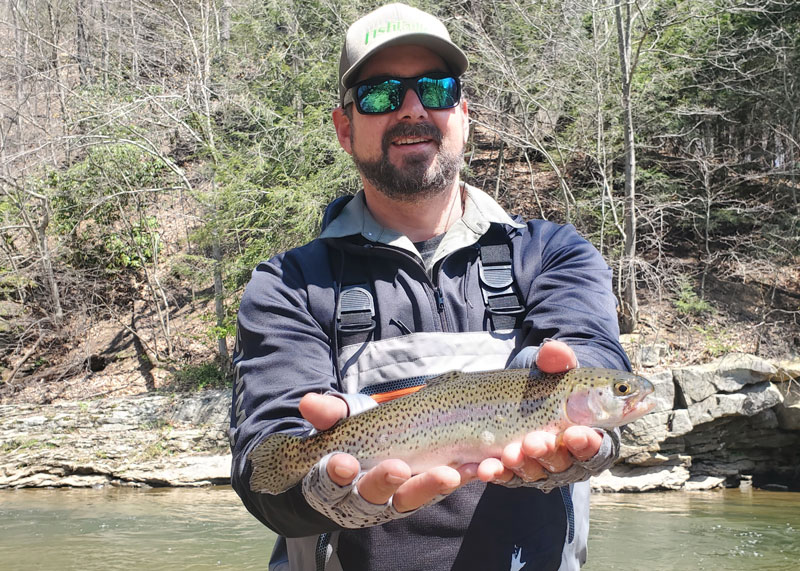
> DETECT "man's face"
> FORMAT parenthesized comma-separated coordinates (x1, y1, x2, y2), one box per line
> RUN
(334, 45, 469, 201)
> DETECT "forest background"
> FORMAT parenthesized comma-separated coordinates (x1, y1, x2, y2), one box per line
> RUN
(1, 0, 798, 404)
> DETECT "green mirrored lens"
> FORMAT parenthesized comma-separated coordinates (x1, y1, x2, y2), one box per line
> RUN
(353, 75, 459, 114)
(418, 76, 458, 109)
(357, 80, 402, 113)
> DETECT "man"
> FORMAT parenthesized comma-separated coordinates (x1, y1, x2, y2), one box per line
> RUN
(231, 3, 630, 570)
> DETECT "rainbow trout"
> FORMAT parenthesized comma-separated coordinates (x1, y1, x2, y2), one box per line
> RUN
(248, 367, 654, 494)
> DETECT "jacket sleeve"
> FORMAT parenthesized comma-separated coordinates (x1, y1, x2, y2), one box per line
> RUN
(515, 221, 631, 372)
(229, 250, 345, 538)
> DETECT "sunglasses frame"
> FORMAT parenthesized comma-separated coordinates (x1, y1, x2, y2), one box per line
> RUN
(344, 73, 462, 115)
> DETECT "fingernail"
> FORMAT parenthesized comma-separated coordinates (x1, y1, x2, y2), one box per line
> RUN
(538, 461, 559, 473)
(334, 465, 356, 480)
(385, 473, 406, 485)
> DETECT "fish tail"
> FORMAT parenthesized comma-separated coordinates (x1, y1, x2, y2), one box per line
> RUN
(248, 432, 313, 495)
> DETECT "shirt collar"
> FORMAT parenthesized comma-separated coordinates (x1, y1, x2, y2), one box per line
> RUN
(319, 184, 524, 265)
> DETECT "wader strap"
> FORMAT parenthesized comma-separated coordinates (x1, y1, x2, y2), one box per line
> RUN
(478, 226, 525, 330)
(323, 196, 378, 347)
(560, 487, 575, 543)
(331, 241, 376, 347)
(315, 532, 331, 571)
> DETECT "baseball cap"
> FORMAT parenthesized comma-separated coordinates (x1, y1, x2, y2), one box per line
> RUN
(338, 3, 468, 106)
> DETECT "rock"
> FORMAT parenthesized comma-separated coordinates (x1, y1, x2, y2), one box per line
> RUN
(740, 382, 783, 416)
(621, 451, 674, 466)
(772, 359, 800, 382)
(168, 390, 230, 425)
(710, 353, 778, 392)
(668, 409, 693, 437)
(591, 456, 691, 492)
(687, 381, 783, 426)
(645, 370, 675, 413)
(684, 475, 726, 491)
(640, 343, 669, 367)
(619, 334, 669, 367)
(688, 392, 746, 425)
(673, 365, 718, 405)
(118, 455, 231, 487)
(618, 410, 679, 463)
(775, 382, 800, 430)
(0, 390, 232, 489)
(674, 354, 778, 405)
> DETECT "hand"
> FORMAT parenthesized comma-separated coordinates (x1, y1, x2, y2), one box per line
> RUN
(299, 392, 474, 513)
(476, 339, 603, 484)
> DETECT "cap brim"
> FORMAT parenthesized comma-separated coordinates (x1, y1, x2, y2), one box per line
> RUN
(339, 34, 468, 103)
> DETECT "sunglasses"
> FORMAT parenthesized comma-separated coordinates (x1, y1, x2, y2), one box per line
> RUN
(344, 73, 461, 115)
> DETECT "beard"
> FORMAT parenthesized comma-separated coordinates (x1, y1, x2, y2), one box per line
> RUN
(351, 122, 463, 201)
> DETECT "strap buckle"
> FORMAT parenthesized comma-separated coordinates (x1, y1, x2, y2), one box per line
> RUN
(337, 286, 376, 334)
(478, 261, 525, 316)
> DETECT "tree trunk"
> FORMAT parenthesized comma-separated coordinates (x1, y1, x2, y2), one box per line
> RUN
(220, 0, 231, 43)
(615, 1, 638, 334)
(100, 0, 110, 89)
(11, 0, 27, 154)
(212, 231, 229, 368)
(36, 203, 64, 324)
(75, 0, 90, 84)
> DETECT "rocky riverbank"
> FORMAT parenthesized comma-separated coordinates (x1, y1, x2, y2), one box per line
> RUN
(0, 390, 231, 488)
(2, 353, 799, 491)
(595, 353, 800, 492)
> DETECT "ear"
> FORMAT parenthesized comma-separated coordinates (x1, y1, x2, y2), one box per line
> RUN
(332, 106, 353, 155)
(460, 98, 469, 145)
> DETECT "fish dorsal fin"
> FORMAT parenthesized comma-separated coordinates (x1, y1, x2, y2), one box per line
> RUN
(424, 370, 464, 388)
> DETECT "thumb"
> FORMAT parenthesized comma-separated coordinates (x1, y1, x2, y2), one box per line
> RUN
(535, 340, 578, 373)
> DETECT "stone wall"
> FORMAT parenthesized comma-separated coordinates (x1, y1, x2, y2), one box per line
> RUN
(2, 353, 799, 491)
(592, 353, 800, 492)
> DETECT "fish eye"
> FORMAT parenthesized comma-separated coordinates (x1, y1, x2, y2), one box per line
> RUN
(614, 382, 631, 396)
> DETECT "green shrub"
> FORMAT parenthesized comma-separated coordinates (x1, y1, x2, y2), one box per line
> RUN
(169, 361, 230, 391)
(673, 279, 712, 316)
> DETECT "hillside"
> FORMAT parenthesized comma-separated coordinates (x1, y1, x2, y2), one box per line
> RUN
(2, 129, 798, 405)
(1, 0, 798, 402)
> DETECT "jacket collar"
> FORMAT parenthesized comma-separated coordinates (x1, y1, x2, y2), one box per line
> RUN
(320, 184, 523, 266)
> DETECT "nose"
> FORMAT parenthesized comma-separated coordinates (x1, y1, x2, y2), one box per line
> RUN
(397, 86, 429, 120)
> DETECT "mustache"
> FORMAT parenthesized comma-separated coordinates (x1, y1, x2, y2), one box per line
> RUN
(381, 122, 442, 151)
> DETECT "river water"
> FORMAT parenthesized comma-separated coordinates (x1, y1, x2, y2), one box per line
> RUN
(1, 486, 798, 570)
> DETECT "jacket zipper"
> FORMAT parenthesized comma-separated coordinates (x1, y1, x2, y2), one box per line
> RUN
(434, 287, 445, 313)
(342, 241, 453, 332)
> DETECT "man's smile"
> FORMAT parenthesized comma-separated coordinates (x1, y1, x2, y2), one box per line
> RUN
(392, 136, 433, 146)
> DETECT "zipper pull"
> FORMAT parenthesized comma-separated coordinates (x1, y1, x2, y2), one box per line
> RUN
(435, 287, 445, 312)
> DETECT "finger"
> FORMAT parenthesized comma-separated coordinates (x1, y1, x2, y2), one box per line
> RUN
(456, 463, 480, 486)
(355, 460, 412, 505)
(501, 441, 525, 469)
(477, 457, 514, 484)
(513, 456, 548, 482)
(393, 466, 462, 513)
(299, 393, 348, 431)
(535, 340, 578, 374)
(563, 425, 603, 462)
(326, 453, 361, 486)
(501, 441, 547, 481)
(522, 431, 572, 473)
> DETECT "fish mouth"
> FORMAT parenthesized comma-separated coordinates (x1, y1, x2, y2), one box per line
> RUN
(622, 392, 656, 420)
